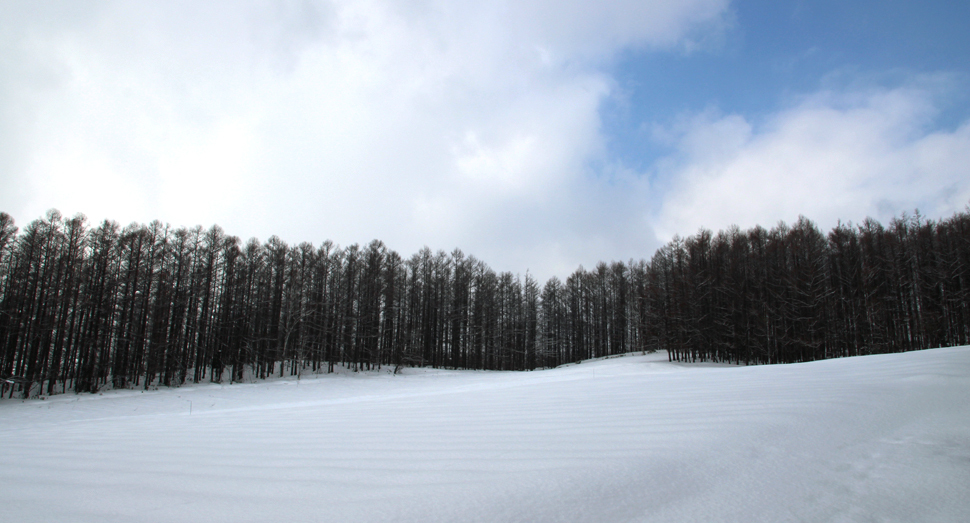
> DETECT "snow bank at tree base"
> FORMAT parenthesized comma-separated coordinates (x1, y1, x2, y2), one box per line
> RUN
(1, 348, 968, 523)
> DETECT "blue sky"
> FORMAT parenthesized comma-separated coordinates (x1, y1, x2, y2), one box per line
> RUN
(606, 0, 970, 169)
(1, 1, 968, 280)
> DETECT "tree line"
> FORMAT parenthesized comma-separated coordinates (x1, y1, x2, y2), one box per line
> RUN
(644, 213, 970, 364)
(1, 208, 968, 397)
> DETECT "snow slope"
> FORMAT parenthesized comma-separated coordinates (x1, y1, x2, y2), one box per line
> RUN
(2, 348, 969, 522)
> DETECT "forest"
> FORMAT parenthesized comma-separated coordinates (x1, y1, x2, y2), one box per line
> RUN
(1, 208, 969, 398)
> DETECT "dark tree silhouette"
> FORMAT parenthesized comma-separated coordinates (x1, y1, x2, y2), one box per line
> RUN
(2, 206, 969, 398)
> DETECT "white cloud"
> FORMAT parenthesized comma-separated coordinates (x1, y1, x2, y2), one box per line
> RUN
(652, 78, 970, 240)
(0, 0, 729, 279)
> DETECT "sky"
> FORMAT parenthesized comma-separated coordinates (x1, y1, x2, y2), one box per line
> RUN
(2, 0, 969, 281)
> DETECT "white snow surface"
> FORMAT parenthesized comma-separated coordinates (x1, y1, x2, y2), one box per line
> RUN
(2, 348, 969, 522)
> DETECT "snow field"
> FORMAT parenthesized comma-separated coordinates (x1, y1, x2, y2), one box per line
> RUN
(2, 348, 969, 522)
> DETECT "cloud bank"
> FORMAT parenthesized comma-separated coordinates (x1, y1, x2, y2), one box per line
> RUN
(652, 76, 970, 240)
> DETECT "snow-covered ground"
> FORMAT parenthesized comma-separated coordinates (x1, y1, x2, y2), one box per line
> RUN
(2, 348, 968, 522)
